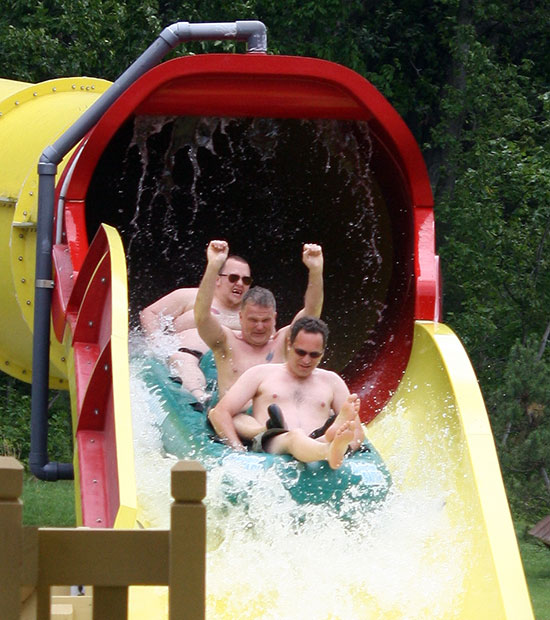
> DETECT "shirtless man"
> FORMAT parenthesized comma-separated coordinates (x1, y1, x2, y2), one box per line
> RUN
(208, 317, 365, 469)
(140, 253, 252, 400)
(194, 240, 324, 401)
(139, 253, 251, 335)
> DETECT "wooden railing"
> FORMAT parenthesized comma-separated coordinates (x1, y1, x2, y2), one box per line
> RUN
(0, 456, 206, 619)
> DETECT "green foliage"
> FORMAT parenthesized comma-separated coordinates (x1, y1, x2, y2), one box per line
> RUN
(0, 0, 161, 81)
(490, 337, 550, 518)
(0, 375, 73, 467)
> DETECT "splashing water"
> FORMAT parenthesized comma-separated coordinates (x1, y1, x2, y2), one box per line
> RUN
(129, 333, 471, 619)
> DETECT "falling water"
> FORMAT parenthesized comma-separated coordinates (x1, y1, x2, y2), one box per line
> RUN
(86, 115, 397, 371)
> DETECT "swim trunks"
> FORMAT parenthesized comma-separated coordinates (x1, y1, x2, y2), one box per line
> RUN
(178, 347, 203, 361)
(251, 428, 288, 452)
(308, 413, 337, 439)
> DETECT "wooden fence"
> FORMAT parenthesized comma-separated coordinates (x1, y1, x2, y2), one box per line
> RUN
(0, 456, 206, 619)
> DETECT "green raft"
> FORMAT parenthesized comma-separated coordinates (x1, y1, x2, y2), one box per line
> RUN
(139, 353, 392, 510)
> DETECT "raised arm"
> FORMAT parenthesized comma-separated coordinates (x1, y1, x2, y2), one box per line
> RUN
(140, 288, 198, 337)
(275, 244, 324, 344)
(301, 243, 324, 318)
(208, 365, 264, 450)
(194, 240, 229, 351)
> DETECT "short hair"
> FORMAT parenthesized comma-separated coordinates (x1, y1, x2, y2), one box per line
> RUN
(289, 316, 329, 348)
(219, 254, 250, 274)
(241, 286, 276, 311)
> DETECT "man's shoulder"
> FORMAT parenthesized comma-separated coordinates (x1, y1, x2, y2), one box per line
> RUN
(313, 367, 341, 380)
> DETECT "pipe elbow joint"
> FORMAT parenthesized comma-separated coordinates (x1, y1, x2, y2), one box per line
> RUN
(160, 22, 191, 47)
(236, 20, 267, 53)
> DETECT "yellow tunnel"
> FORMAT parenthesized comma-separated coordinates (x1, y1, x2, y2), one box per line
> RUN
(0, 76, 110, 387)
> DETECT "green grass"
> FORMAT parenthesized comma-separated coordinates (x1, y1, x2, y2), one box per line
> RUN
(22, 475, 76, 527)
(516, 524, 550, 620)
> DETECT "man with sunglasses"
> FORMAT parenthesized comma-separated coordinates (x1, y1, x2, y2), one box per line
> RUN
(140, 253, 252, 337)
(140, 251, 253, 400)
(208, 317, 365, 469)
(194, 239, 324, 405)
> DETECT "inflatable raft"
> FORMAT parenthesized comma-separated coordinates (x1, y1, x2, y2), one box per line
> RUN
(138, 354, 392, 511)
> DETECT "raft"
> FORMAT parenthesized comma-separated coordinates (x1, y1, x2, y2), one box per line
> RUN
(138, 354, 392, 510)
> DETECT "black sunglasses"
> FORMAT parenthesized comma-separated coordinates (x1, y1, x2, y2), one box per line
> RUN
(219, 273, 252, 286)
(292, 347, 324, 359)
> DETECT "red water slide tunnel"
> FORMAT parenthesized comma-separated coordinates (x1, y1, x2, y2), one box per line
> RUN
(54, 53, 439, 422)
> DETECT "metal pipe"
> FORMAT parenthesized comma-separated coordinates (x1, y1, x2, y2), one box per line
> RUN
(30, 21, 267, 480)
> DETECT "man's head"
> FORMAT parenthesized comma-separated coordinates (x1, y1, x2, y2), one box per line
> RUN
(215, 255, 251, 308)
(239, 286, 277, 347)
(287, 316, 329, 378)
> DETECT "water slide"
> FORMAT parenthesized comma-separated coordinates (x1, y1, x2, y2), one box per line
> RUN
(0, 21, 534, 618)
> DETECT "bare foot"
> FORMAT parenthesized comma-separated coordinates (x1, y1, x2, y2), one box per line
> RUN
(327, 420, 356, 469)
(324, 394, 361, 442)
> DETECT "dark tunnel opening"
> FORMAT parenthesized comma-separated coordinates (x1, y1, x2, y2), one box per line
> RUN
(85, 115, 414, 372)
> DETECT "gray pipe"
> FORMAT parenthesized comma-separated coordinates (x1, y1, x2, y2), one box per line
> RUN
(30, 21, 267, 481)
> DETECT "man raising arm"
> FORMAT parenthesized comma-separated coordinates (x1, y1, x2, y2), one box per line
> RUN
(194, 240, 324, 398)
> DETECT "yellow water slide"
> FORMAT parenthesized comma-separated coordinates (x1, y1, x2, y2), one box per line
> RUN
(0, 21, 535, 618)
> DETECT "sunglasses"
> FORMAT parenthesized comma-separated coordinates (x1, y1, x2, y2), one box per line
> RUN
(219, 273, 252, 286)
(292, 347, 324, 359)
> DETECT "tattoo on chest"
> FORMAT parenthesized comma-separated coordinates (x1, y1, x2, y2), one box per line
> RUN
(266, 350, 274, 362)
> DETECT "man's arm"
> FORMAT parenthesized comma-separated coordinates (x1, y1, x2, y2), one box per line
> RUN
(140, 288, 198, 336)
(274, 244, 324, 343)
(300, 243, 324, 318)
(194, 240, 229, 351)
(208, 365, 264, 450)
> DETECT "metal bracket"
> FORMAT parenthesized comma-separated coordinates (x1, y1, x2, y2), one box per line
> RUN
(36, 279, 55, 289)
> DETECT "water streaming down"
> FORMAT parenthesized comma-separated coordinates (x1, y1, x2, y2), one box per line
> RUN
(129, 331, 472, 619)
(86, 115, 399, 372)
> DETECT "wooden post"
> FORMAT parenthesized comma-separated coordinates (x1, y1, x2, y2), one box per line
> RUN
(169, 461, 206, 620)
(0, 456, 24, 620)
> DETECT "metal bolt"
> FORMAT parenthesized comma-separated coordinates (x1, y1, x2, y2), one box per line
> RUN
(104, 364, 109, 372)
(28, 191, 33, 196)
(15, 100, 19, 105)
(18, 256, 23, 261)
(19, 234, 23, 239)
(93, 479, 98, 483)
(93, 408, 99, 415)
(23, 211, 27, 216)
(90, 439, 95, 443)
(96, 518, 102, 523)
(26, 300, 31, 305)
(61, 357, 66, 362)
(88, 320, 93, 327)
(33, 92, 38, 97)
(101, 277, 106, 284)
(52, 87, 57, 92)
(21, 278, 25, 283)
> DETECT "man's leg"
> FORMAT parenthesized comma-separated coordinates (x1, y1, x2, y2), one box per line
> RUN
(323, 394, 362, 446)
(233, 414, 264, 440)
(169, 351, 206, 402)
(267, 422, 356, 469)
